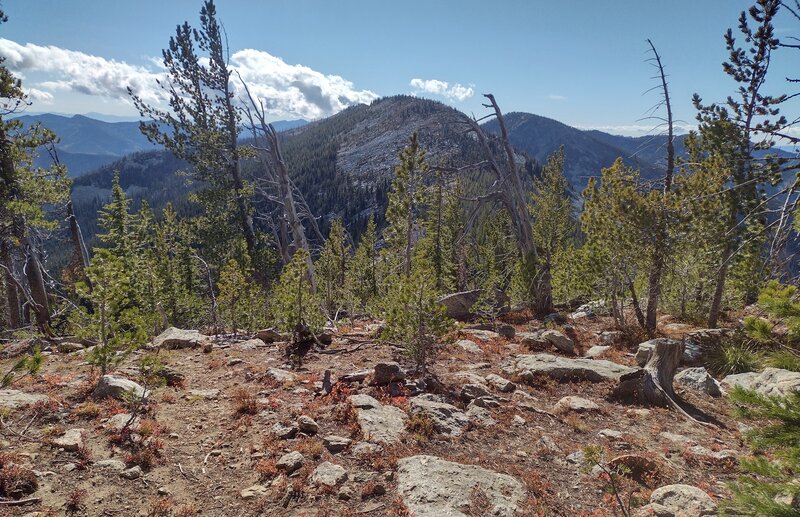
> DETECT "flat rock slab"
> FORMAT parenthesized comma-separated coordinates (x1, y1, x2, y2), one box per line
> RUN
(52, 428, 84, 452)
(188, 389, 221, 400)
(464, 329, 501, 342)
(397, 455, 525, 517)
(276, 451, 304, 474)
(107, 413, 140, 431)
(540, 330, 575, 355)
(485, 373, 515, 393)
(649, 484, 716, 516)
(231, 339, 265, 351)
(517, 331, 549, 350)
(254, 328, 285, 343)
(675, 367, 722, 397)
(266, 368, 296, 384)
(553, 396, 600, 414)
(723, 367, 800, 397)
(93, 375, 149, 402)
(323, 435, 352, 453)
(348, 394, 407, 444)
(506, 354, 638, 383)
(466, 404, 497, 427)
(371, 362, 405, 386)
(455, 339, 483, 354)
(241, 484, 268, 499)
(310, 461, 347, 487)
(584, 345, 611, 359)
(151, 327, 209, 349)
(409, 395, 469, 435)
(438, 290, 482, 321)
(0, 389, 49, 409)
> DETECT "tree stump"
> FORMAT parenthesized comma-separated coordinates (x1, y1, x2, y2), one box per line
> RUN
(613, 338, 683, 407)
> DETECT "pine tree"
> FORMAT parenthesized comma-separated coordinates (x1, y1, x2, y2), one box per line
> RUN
(217, 258, 267, 333)
(529, 146, 575, 310)
(73, 249, 147, 376)
(384, 133, 429, 278)
(154, 204, 203, 328)
(663, 130, 733, 320)
(419, 169, 460, 294)
(316, 218, 351, 320)
(382, 258, 451, 373)
(470, 211, 516, 321)
(348, 215, 379, 314)
(271, 248, 324, 332)
(131, 201, 162, 333)
(722, 282, 800, 515)
(131, 0, 259, 265)
(693, 0, 788, 327)
(0, 12, 70, 331)
(582, 159, 654, 327)
(97, 173, 134, 257)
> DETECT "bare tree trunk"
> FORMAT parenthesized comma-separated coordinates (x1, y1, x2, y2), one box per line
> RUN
(707, 249, 731, 328)
(644, 39, 675, 336)
(614, 338, 682, 407)
(1, 241, 20, 329)
(23, 240, 51, 335)
(275, 217, 291, 266)
(462, 95, 543, 309)
(66, 199, 91, 288)
(627, 277, 646, 329)
(480, 95, 537, 257)
(539, 260, 553, 315)
(239, 81, 317, 291)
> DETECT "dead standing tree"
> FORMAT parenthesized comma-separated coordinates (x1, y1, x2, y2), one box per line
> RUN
(238, 78, 318, 292)
(643, 39, 676, 336)
(445, 94, 547, 312)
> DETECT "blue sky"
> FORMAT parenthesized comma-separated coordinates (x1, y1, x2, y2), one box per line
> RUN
(2, 0, 798, 135)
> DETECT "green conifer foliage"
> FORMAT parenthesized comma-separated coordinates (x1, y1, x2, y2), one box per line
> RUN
(529, 147, 576, 308)
(348, 215, 379, 314)
(382, 259, 451, 373)
(384, 132, 429, 278)
(418, 169, 459, 293)
(217, 258, 267, 333)
(74, 249, 147, 376)
(316, 218, 351, 320)
(271, 249, 324, 332)
(581, 159, 654, 326)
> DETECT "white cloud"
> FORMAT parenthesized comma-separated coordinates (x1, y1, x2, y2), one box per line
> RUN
(0, 38, 166, 105)
(547, 94, 567, 101)
(0, 38, 378, 120)
(409, 78, 474, 101)
(577, 123, 696, 136)
(231, 48, 378, 120)
(26, 88, 53, 104)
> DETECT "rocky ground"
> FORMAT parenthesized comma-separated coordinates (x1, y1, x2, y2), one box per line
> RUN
(0, 310, 796, 516)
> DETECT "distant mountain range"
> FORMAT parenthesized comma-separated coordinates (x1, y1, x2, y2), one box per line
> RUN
(14, 113, 308, 176)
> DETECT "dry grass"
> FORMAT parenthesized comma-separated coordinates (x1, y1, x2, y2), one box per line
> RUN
(232, 388, 259, 416)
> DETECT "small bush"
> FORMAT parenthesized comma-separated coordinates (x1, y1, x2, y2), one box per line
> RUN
(233, 388, 259, 416)
(765, 349, 800, 372)
(254, 459, 279, 481)
(73, 401, 103, 419)
(147, 497, 173, 517)
(707, 340, 763, 376)
(174, 503, 199, 517)
(406, 413, 436, 440)
(0, 453, 38, 499)
(66, 488, 87, 514)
